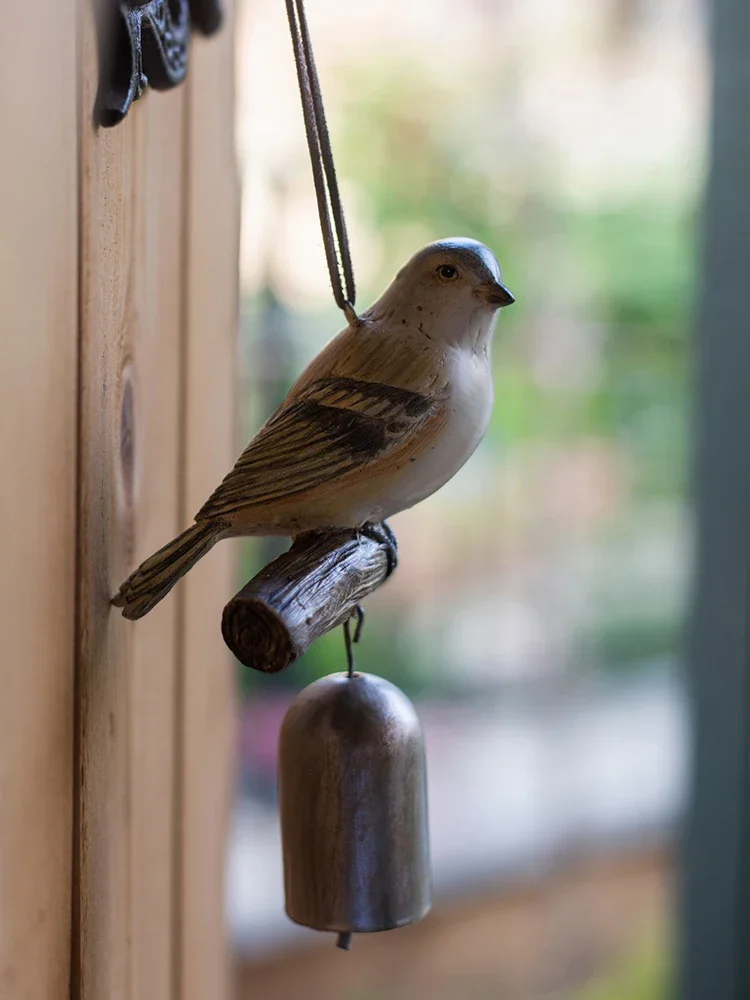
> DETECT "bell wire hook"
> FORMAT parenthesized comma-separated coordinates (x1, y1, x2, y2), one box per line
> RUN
(343, 605, 365, 679)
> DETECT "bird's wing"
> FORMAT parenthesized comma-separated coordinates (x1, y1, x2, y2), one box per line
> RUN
(195, 376, 444, 522)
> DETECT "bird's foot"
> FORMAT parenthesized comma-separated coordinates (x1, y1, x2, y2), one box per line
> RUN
(357, 521, 398, 578)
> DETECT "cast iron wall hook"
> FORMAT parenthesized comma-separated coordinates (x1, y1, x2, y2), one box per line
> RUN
(97, 0, 222, 127)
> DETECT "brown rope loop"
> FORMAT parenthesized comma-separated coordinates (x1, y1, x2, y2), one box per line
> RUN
(285, 0, 358, 323)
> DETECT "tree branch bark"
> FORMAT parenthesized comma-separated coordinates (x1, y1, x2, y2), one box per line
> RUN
(221, 524, 397, 673)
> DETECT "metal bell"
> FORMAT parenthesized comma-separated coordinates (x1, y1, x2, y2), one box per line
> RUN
(278, 671, 431, 946)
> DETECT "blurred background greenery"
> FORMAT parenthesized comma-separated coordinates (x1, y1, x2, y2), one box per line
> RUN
(578, 943, 670, 1000)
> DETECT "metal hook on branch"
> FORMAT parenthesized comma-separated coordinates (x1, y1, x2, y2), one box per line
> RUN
(343, 605, 365, 679)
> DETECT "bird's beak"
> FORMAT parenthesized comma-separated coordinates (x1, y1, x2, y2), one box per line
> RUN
(476, 280, 515, 308)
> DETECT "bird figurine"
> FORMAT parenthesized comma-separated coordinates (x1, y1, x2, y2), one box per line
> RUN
(113, 237, 514, 619)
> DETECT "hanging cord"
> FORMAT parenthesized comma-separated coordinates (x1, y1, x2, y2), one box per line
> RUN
(285, 0, 358, 326)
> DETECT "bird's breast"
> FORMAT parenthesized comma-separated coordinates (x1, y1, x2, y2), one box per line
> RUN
(378, 349, 494, 517)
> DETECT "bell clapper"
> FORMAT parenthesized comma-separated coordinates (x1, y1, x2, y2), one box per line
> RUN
(336, 932, 353, 951)
(343, 605, 366, 679)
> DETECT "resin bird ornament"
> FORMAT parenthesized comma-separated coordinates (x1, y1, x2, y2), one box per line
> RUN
(113, 238, 514, 619)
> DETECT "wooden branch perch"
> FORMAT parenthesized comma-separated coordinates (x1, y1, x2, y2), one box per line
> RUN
(221, 524, 398, 673)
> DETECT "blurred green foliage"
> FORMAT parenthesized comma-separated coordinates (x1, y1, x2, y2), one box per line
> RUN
(577, 936, 671, 1000)
(584, 615, 681, 674)
(340, 64, 693, 492)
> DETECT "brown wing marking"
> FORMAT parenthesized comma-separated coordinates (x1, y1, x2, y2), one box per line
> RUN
(195, 377, 440, 521)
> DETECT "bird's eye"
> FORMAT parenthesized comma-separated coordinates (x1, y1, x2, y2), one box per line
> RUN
(436, 264, 458, 281)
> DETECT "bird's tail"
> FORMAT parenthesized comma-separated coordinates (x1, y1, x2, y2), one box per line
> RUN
(112, 520, 224, 620)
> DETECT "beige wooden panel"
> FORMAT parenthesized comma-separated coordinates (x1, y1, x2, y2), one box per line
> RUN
(178, 3, 240, 996)
(0, 4, 78, 997)
(77, 11, 187, 998)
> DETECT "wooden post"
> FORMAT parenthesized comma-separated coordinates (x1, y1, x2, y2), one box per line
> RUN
(75, 5, 238, 997)
(76, 13, 188, 993)
(0, 4, 78, 997)
(178, 3, 240, 996)
(1, 4, 236, 997)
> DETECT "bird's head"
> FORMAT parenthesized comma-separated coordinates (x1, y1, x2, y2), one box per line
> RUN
(402, 238, 514, 308)
(367, 238, 514, 347)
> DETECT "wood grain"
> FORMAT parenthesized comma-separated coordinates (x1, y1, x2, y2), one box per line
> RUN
(222, 526, 398, 673)
(176, 1, 240, 996)
(0, 4, 78, 997)
(76, 8, 187, 996)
